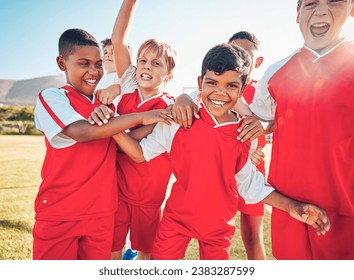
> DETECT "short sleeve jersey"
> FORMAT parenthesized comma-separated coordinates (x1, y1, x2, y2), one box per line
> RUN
(140, 103, 274, 236)
(116, 65, 175, 207)
(34, 85, 117, 221)
(250, 41, 354, 216)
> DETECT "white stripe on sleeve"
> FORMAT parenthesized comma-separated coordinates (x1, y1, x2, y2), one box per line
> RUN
(235, 157, 274, 204)
(140, 122, 180, 162)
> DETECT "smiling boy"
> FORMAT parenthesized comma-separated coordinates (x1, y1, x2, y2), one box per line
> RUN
(111, 43, 330, 260)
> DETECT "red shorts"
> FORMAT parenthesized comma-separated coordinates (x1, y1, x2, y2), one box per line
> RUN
(112, 199, 161, 253)
(237, 196, 264, 216)
(272, 208, 354, 259)
(32, 214, 114, 260)
(151, 213, 233, 260)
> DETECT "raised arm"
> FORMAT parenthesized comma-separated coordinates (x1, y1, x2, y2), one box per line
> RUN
(111, 0, 138, 77)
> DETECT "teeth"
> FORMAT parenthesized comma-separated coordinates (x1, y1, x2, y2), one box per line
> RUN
(211, 99, 226, 107)
(141, 74, 152, 79)
(86, 79, 96, 84)
(312, 23, 328, 28)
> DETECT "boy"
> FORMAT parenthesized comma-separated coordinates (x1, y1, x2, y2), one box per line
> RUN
(111, 43, 330, 260)
(172, 31, 268, 259)
(243, 0, 354, 259)
(33, 28, 173, 260)
(102, 0, 176, 260)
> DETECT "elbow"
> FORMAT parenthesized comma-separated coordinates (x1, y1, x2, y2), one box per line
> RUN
(132, 156, 145, 163)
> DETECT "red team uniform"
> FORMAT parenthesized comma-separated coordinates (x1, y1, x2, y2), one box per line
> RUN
(137, 103, 274, 260)
(250, 41, 354, 259)
(33, 85, 117, 259)
(237, 81, 266, 216)
(112, 65, 174, 253)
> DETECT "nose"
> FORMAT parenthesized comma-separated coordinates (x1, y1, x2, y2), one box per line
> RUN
(314, 2, 329, 17)
(143, 61, 152, 70)
(88, 64, 100, 75)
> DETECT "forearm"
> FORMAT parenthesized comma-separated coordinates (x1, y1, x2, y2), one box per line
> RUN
(128, 124, 155, 141)
(111, 0, 137, 77)
(113, 132, 145, 163)
(62, 112, 145, 142)
(261, 191, 294, 213)
(233, 97, 252, 116)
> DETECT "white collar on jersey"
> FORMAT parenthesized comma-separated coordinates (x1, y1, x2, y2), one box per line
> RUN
(303, 38, 345, 63)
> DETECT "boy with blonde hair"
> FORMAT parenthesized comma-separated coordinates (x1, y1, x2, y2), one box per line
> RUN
(92, 0, 176, 260)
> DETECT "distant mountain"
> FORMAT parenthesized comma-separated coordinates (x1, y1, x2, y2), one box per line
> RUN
(0, 75, 66, 105)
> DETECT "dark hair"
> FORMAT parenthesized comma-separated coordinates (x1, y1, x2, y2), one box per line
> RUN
(201, 43, 250, 88)
(58, 28, 99, 58)
(100, 38, 112, 49)
(228, 31, 260, 50)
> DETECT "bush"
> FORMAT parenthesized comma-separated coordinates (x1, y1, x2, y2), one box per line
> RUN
(0, 105, 40, 135)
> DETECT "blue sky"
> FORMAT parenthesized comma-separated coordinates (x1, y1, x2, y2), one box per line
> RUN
(1, 0, 353, 94)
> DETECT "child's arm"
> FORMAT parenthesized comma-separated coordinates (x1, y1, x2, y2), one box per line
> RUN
(172, 93, 200, 129)
(111, 0, 137, 77)
(95, 84, 121, 105)
(236, 159, 330, 236)
(62, 108, 173, 142)
(113, 132, 145, 162)
(261, 192, 330, 236)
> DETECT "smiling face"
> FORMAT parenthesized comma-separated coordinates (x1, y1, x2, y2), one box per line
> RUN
(199, 69, 243, 124)
(297, 0, 354, 54)
(57, 45, 103, 96)
(135, 48, 172, 96)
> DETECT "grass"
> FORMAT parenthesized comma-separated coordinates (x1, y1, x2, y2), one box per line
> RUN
(0, 135, 274, 260)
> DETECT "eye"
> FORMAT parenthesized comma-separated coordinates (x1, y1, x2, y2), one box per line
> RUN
(206, 80, 216, 86)
(153, 60, 161, 66)
(228, 83, 239, 89)
(304, 1, 316, 7)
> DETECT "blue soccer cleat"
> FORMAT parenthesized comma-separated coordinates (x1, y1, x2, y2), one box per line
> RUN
(122, 248, 138, 260)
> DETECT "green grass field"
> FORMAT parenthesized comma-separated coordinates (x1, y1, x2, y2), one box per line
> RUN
(0, 135, 274, 260)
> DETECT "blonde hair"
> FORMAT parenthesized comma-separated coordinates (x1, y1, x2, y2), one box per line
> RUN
(137, 39, 176, 75)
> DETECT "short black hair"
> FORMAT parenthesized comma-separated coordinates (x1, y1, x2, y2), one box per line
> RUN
(201, 43, 250, 88)
(228, 31, 260, 50)
(58, 28, 99, 58)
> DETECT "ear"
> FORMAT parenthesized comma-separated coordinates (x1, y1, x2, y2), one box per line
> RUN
(164, 73, 173, 84)
(254, 56, 264, 69)
(296, 6, 301, 23)
(56, 55, 66, 71)
(197, 76, 203, 92)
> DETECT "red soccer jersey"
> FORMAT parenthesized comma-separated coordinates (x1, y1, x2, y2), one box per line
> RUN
(35, 85, 117, 221)
(251, 41, 354, 259)
(266, 43, 354, 215)
(162, 106, 250, 239)
(116, 89, 174, 207)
